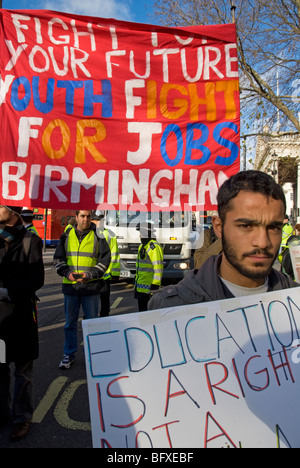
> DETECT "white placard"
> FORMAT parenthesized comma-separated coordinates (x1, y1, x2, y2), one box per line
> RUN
(83, 287, 300, 448)
(289, 242, 300, 283)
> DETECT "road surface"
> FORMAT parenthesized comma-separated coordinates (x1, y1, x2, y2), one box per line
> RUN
(0, 251, 139, 448)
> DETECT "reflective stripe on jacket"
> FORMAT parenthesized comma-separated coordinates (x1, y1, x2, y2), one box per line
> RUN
(135, 240, 164, 294)
(63, 228, 99, 284)
(26, 224, 39, 236)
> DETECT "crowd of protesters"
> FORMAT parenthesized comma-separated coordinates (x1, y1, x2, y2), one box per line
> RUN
(0, 170, 299, 442)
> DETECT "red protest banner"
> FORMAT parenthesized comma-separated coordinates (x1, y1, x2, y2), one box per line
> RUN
(0, 10, 240, 211)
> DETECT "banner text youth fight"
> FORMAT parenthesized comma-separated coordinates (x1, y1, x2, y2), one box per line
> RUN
(0, 10, 240, 210)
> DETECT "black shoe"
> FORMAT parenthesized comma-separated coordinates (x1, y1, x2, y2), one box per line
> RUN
(10, 422, 31, 441)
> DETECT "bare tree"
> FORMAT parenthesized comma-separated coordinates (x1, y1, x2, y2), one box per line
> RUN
(153, 0, 300, 135)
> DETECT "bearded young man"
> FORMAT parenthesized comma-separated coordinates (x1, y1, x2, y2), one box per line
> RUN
(148, 171, 298, 310)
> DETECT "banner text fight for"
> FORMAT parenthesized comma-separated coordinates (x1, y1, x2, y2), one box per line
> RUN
(5, 13, 239, 83)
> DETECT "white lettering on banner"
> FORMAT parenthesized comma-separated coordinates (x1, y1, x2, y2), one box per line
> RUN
(8, 14, 238, 82)
(4, 37, 237, 81)
(1, 162, 227, 208)
(2, 162, 27, 200)
(127, 122, 163, 165)
(82, 288, 300, 448)
(18, 117, 43, 157)
(0, 75, 15, 104)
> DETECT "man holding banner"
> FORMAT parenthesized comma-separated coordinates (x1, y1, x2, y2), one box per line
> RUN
(149, 170, 299, 310)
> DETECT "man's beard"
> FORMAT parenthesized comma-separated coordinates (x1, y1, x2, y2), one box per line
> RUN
(222, 229, 277, 281)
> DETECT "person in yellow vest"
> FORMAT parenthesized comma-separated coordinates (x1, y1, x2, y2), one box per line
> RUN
(64, 217, 76, 232)
(54, 210, 111, 369)
(93, 214, 120, 317)
(21, 209, 39, 236)
(280, 214, 293, 253)
(278, 223, 300, 278)
(134, 223, 164, 312)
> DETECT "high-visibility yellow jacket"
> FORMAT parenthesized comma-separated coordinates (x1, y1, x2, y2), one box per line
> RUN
(135, 240, 164, 294)
(281, 223, 293, 250)
(64, 224, 74, 232)
(63, 228, 102, 285)
(54, 226, 111, 295)
(98, 228, 120, 280)
(26, 224, 39, 236)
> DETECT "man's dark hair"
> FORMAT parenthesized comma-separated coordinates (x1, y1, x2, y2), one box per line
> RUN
(75, 210, 92, 216)
(217, 170, 286, 222)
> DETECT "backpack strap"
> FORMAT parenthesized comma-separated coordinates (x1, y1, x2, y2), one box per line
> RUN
(65, 226, 73, 236)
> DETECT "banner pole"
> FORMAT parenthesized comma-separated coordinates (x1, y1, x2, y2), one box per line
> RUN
(43, 208, 48, 253)
(230, 0, 236, 23)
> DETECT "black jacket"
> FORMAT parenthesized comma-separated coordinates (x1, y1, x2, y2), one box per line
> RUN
(0, 228, 44, 362)
(54, 225, 111, 295)
(148, 254, 299, 310)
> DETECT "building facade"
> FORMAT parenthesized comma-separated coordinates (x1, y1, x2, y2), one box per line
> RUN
(254, 131, 300, 222)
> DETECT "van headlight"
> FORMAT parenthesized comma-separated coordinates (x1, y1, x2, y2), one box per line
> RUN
(173, 261, 190, 270)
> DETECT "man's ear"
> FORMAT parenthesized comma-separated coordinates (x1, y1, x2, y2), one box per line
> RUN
(212, 216, 222, 240)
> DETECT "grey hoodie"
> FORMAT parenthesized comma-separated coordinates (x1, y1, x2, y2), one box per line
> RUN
(148, 254, 299, 310)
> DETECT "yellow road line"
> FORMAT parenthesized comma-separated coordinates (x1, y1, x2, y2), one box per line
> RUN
(32, 376, 68, 424)
(111, 297, 123, 310)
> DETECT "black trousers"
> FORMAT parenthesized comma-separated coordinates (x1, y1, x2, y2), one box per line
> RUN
(137, 294, 151, 312)
(0, 360, 34, 425)
(100, 280, 111, 317)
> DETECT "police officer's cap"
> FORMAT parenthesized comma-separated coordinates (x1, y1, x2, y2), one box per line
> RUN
(21, 209, 34, 218)
(136, 222, 156, 237)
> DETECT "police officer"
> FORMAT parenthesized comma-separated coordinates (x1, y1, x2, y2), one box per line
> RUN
(280, 214, 293, 253)
(21, 209, 39, 236)
(134, 223, 164, 312)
